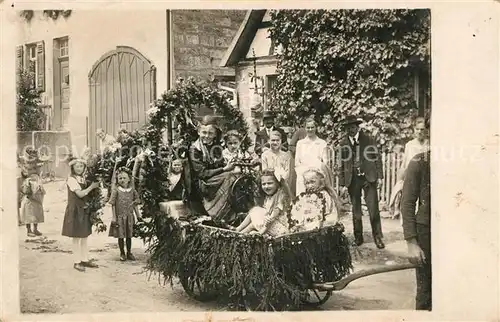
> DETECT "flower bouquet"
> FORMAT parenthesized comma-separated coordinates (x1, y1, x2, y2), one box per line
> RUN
(288, 191, 327, 232)
(84, 152, 109, 233)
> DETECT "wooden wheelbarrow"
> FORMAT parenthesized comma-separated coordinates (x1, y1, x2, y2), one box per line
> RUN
(313, 262, 420, 291)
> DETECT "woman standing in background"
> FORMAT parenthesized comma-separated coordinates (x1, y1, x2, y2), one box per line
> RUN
(294, 117, 333, 196)
(388, 117, 430, 220)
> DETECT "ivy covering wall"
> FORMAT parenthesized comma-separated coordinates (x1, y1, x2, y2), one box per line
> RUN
(268, 9, 431, 149)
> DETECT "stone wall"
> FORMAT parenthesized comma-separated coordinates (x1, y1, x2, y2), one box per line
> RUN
(172, 10, 246, 81)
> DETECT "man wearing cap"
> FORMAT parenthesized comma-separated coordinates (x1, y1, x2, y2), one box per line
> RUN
(253, 111, 288, 157)
(337, 116, 385, 249)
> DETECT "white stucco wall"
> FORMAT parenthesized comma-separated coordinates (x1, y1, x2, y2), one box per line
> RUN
(235, 60, 277, 139)
(17, 10, 168, 152)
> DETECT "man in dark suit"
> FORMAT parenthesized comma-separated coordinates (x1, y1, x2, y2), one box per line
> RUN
(401, 150, 431, 310)
(253, 111, 288, 156)
(338, 116, 385, 249)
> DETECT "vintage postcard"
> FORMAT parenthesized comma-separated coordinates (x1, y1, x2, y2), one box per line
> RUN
(1, 1, 498, 322)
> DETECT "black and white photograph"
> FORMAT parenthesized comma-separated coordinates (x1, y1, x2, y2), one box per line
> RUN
(1, 3, 498, 322)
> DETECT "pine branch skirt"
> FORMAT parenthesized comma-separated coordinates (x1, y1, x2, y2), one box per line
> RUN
(145, 218, 353, 311)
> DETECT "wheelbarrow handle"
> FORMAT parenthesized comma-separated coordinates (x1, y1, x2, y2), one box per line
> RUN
(314, 262, 421, 291)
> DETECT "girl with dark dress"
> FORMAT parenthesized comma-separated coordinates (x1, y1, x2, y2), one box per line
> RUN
(188, 116, 237, 222)
(108, 167, 142, 261)
(61, 158, 100, 272)
(167, 158, 184, 200)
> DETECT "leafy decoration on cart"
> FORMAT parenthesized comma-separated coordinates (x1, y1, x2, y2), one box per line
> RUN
(82, 153, 109, 233)
(146, 218, 352, 311)
(135, 78, 251, 240)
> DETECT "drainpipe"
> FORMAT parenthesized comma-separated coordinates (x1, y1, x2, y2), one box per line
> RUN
(166, 9, 174, 144)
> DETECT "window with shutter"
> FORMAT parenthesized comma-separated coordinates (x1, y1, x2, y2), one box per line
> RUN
(25, 44, 37, 88)
(24, 44, 38, 88)
(36, 41, 45, 92)
(16, 45, 24, 84)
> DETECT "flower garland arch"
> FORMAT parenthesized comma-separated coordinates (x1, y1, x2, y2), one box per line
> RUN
(135, 78, 250, 235)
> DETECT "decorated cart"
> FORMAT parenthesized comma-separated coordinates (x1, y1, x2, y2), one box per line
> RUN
(87, 78, 419, 311)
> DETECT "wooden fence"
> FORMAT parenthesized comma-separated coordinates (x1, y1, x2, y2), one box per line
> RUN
(328, 151, 404, 205)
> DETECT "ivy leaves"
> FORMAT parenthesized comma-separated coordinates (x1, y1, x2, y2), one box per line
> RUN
(268, 9, 430, 148)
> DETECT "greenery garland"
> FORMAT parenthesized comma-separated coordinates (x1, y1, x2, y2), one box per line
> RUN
(126, 78, 353, 311)
(146, 218, 352, 311)
(84, 153, 108, 233)
(135, 78, 250, 240)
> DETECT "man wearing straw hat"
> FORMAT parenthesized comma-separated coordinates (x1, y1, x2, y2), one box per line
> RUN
(337, 116, 385, 249)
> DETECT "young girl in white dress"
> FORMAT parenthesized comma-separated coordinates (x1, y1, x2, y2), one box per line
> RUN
(294, 118, 332, 196)
(291, 168, 341, 232)
(233, 168, 290, 237)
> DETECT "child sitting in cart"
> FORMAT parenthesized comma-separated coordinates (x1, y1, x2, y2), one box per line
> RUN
(158, 157, 187, 219)
(290, 167, 341, 232)
(232, 168, 290, 237)
(222, 130, 259, 173)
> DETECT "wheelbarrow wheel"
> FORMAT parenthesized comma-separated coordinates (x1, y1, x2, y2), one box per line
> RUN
(179, 262, 217, 302)
(301, 289, 332, 308)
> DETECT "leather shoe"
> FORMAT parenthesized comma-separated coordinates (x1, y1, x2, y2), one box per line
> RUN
(374, 237, 385, 249)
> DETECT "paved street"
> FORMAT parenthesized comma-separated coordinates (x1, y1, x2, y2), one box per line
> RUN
(19, 181, 416, 313)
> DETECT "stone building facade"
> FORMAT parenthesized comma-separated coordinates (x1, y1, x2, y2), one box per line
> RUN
(16, 10, 245, 157)
(173, 10, 246, 81)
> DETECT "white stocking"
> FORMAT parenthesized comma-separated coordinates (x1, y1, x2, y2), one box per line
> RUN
(72, 238, 81, 264)
(80, 237, 89, 262)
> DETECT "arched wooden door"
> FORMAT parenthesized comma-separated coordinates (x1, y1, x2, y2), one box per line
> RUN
(88, 46, 156, 151)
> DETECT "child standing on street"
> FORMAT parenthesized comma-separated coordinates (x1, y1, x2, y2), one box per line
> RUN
(20, 173, 46, 237)
(108, 167, 142, 261)
(18, 148, 48, 235)
(17, 167, 28, 226)
(62, 158, 101, 272)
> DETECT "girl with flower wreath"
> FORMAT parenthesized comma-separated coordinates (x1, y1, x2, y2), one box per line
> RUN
(108, 166, 142, 261)
(61, 158, 100, 272)
(290, 167, 342, 232)
(232, 168, 290, 237)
